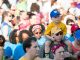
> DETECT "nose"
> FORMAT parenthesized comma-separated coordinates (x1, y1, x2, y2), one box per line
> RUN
(60, 52, 64, 56)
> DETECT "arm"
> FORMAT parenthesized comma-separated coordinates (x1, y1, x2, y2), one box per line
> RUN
(2, 25, 9, 41)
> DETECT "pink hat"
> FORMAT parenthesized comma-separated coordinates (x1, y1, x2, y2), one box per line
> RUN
(32, 25, 42, 32)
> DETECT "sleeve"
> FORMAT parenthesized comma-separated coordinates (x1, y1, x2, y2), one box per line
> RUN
(44, 23, 53, 36)
(2, 25, 9, 40)
(63, 24, 67, 35)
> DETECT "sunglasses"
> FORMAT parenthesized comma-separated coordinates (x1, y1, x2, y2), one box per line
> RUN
(35, 32, 41, 34)
(55, 32, 63, 36)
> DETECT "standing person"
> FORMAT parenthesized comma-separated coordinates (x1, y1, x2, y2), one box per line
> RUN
(1, 11, 13, 41)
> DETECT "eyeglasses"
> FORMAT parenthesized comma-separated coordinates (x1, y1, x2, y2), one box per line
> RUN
(55, 32, 63, 36)
(35, 32, 41, 34)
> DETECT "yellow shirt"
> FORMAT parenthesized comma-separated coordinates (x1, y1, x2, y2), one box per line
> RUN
(44, 22, 67, 36)
(19, 56, 28, 60)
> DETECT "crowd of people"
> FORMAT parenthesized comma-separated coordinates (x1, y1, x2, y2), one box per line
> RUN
(0, 0, 80, 60)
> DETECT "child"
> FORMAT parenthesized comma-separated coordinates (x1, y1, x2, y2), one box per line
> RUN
(44, 9, 67, 41)
(44, 9, 67, 57)
(29, 24, 46, 58)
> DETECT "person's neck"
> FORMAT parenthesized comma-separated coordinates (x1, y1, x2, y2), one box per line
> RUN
(26, 53, 36, 60)
(53, 22, 60, 25)
(54, 41, 60, 44)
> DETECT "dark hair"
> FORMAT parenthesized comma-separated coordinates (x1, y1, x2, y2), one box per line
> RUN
(30, 3, 40, 13)
(3, 0, 11, 9)
(0, 35, 5, 46)
(29, 24, 45, 35)
(27, 12, 35, 19)
(9, 29, 18, 44)
(66, 19, 74, 25)
(23, 37, 37, 52)
(64, 57, 77, 60)
(19, 30, 32, 43)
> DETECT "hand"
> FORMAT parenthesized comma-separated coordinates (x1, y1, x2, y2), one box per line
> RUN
(45, 35, 55, 41)
(27, 47, 38, 59)
(75, 51, 80, 56)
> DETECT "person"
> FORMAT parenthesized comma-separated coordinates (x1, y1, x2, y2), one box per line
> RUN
(19, 37, 41, 60)
(53, 46, 71, 60)
(1, 11, 13, 41)
(71, 29, 80, 60)
(0, 35, 5, 60)
(29, 24, 46, 58)
(65, 24, 79, 42)
(44, 9, 67, 57)
(19, 30, 32, 43)
(44, 9, 67, 40)
(45, 27, 69, 59)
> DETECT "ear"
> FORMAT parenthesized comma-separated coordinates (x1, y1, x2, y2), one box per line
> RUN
(26, 48, 30, 52)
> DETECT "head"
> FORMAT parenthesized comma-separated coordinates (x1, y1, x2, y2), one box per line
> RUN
(54, 46, 70, 60)
(9, 29, 19, 44)
(23, 37, 38, 58)
(51, 27, 63, 42)
(19, 11, 28, 20)
(10, 5, 16, 15)
(74, 29, 80, 44)
(50, 9, 61, 23)
(30, 24, 45, 39)
(33, 25, 42, 39)
(19, 30, 32, 43)
(30, 3, 40, 13)
(0, 35, 5, 46)
(2, 11, 12, 23)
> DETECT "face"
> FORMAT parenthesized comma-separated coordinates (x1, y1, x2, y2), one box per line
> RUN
(54, 47, 65, 60)
(30, 15, 37, 25)
(7, 13, 12, 21)
(20, 11, 28, 20)
(27, 41, 39, 59)
(22, 33, 29, 41)
(33, 29, 42, 39)
(51, 16, 61, 23)
(51, 31, 63, 42)
(0, 38, 3, 45)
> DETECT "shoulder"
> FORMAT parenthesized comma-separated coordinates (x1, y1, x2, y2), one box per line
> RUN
(19, 56, 26, 60)
(47, 22, 55, 28)
(60, 22, 66, 26)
